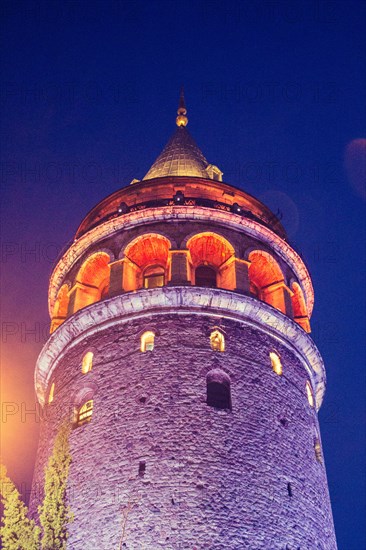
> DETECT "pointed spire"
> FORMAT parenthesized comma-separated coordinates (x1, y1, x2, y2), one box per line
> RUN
(176, 86, 188, 127)
(142, 90, 223, 181)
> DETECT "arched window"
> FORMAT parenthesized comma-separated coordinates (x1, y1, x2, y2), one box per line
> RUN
(210, 329, 225, 352)
(187, 232, 235, 291)
(81, 352, 93, 374)
(291, 282, 311, 333)
(123, 234, 170, 292)
(195, 265, 217, 288)
(248, 251, 286, 313)
(48, 382, 55, 404)
(143, 265, 165, 289)
(306, 381, 314, 408)
(74, 252, 111, 313)
(206, 369, 231, 410)
(141, 331, 155, 352)
(77, 400, 93, 427)
(269, 351, 282, 375)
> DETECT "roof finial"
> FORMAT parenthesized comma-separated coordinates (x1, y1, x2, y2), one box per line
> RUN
(176, 86, 188, 127)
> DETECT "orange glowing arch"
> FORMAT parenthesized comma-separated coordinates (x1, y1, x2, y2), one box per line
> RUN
(123, 234, 171, 291)
(73, 252, 111, 313)
(291, 282, 311, 332)
(186, 232, 235, 290)
(50, 283, 70, 333)
(248, 250, 287, 313)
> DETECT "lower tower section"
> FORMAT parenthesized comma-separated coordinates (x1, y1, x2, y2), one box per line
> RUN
(30, 288, 336, 550)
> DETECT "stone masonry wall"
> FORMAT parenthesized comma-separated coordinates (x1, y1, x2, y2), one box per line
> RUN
(30, 312, 337, 550)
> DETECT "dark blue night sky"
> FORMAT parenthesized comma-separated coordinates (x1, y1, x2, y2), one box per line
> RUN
(1, 1, 365, 548)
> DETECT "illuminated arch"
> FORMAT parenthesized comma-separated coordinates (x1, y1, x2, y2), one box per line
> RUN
(269, 351, 282, 375)
(210, 329, 225, 352)
(50, 283, 70, 333)
(306, 380, 314, 408)
(248, 250, 287, 314)
(291, 282, 311, 333)
(72, 386, 96, 428)
(73, 252, 111, 313)
(76, 400, 93, 427)
(81, 351, 93, 374)
(141, 330, 155, 352)
(48, 382, 55, 404)
(123, 234, 171, 291)
(187, 232, 235, 290)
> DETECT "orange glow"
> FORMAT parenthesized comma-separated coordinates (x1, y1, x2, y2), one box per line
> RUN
(269, 351, 282, 375)
(50, 284, 70, 333)
(187, 232, 235, 290)
(49, 206, 314, 317)
(73, 252, 111, 313)
(124, 234, 171, 291)
(81, 352, 93, 374)
(248, 251, 286, 313)
(291, 282, 311, 332)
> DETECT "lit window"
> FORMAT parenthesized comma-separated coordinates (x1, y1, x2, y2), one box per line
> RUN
(270, 351, 282, 375)
(306, 381, 314, 407)
(195, 265, 217, 288)
(141, 331, 155, 352)
(81, 352, 93, 374)
(314, 438, 322, 463)
(210, 329, 225, 352)
(77, 400, 93, 426)
(206, 369, 231, 410)
(143, 265, 165, 289)
(48, 382, 55, 404)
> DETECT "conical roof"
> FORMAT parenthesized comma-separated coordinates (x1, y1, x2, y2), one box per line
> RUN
(142, 90, 222, 181)
(143, 125, 210, 180)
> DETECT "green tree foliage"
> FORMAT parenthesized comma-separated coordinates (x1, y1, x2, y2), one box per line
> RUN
(38, 421, 73, 550)
(0, 464, 40, 550)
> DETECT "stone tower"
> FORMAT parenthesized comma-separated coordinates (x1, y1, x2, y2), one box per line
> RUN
(30, 92, 337, 549)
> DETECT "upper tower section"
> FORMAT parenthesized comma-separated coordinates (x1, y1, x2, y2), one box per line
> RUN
(40, 91, 322, 408)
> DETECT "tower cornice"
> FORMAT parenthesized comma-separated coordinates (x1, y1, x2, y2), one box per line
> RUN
(36, 286, 325, 409)
(75, 177, 286, 239)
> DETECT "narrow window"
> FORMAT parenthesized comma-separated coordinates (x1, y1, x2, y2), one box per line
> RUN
(287, 482, 293, 497)
(306, 381, 314, 408)
(143, 265, 165, 289)
(206, 369, 231, 410)
(269, 351, 282, 375)
(48, 382, 55, 404)
(138, 461, 146, 477)
(77, 399, 93, 427)
(314, 438, 323, 463)
(195, 265, 217, 288)
(210, 329, 225, 352)
(81, 351, 93, 374)
(141, 331, 155, 352)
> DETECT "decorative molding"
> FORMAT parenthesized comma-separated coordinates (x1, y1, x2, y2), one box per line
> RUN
(36, 287, 324, 409)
